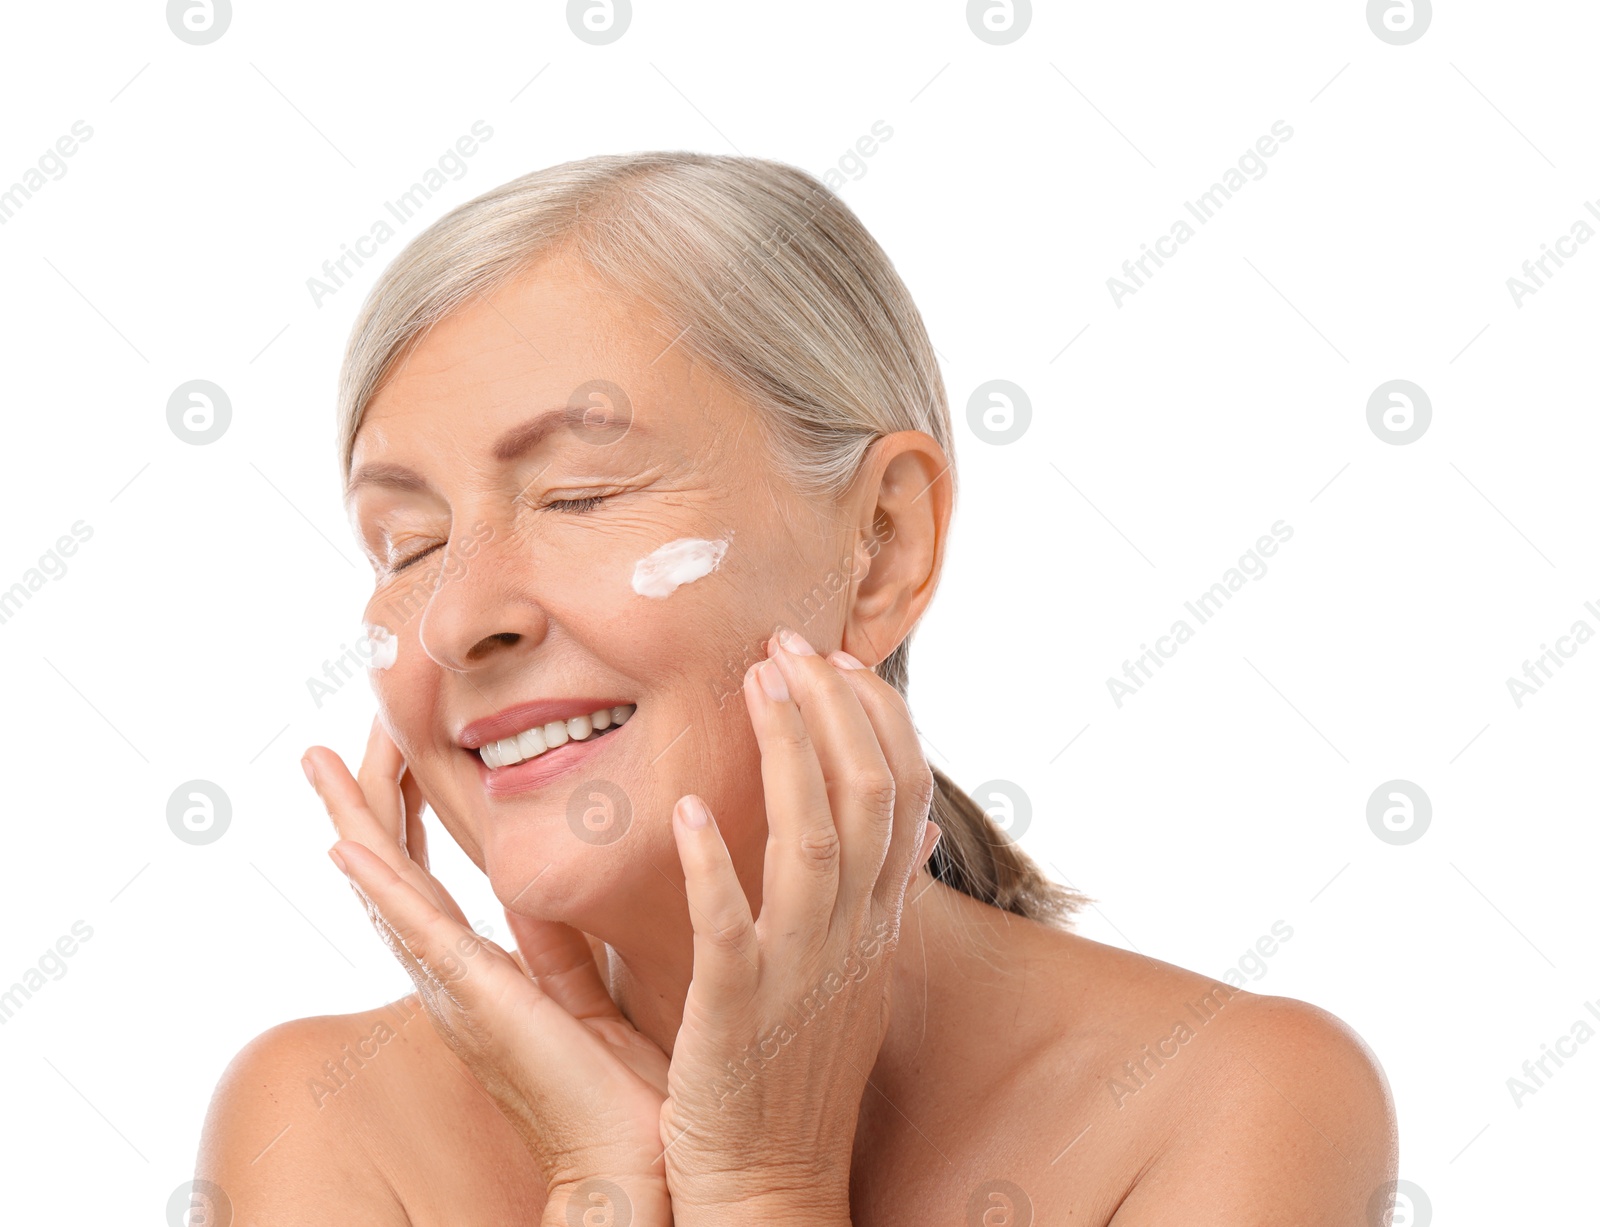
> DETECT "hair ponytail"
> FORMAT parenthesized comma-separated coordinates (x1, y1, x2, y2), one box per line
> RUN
(879, 642, 1088, 928)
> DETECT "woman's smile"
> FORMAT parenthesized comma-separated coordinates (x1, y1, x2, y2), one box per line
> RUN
(462, 699, 638, 797)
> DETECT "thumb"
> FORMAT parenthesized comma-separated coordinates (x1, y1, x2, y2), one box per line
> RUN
(504, 909, 621, 1022)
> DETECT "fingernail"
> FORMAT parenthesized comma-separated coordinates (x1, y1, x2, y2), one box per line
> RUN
(302, 755, 317, 787)
(829, 650, 867, 670)
(777, 626, 815, 656)
(678, 796, 711, 829)
(328, 845, 348, 874)
(758, 658, 790, 702)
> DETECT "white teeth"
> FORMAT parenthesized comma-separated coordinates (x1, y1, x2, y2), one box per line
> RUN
(478, 703, 635, 769)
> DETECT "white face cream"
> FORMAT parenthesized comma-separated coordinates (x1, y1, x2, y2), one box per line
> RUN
(632, 537, 730, 599)
(362, 623, 398, 669)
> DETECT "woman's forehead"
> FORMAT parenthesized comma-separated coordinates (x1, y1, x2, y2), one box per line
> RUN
(380, 272, 664, 392)
(360, 316, 700, 448)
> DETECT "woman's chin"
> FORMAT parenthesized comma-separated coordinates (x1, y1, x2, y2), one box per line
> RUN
(485, 838, 650, 921)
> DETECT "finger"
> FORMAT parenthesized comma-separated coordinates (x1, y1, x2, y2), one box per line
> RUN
(328, 840, 462, 992)
(742, 654, 839, 949)
(399, 767, 430, 870)
(306, 746, 468, 926)
(356, 716, 406, 844)
(822, 651, 937, 914)
(769, 627, 898, 922)
(306, 744, 403, 856)
(671, 794, 760, 1003)
(919, 820, 943, 872)
(503, 911, 623, 1023)
(330, 840, 563, 1035)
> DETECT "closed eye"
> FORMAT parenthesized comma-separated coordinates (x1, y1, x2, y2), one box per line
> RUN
(392, 542, 444, 572)
(546, 495, 607, 513)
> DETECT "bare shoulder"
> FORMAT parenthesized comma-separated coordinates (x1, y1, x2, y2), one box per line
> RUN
(197, 994, 538, 1226)
(1017, 926, 1397, 1225)
(196, 1001, 413, 1225)
(1117, 989, 1397, 1225)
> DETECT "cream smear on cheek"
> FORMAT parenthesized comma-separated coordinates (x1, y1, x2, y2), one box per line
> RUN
(362, 623, 398, 669)
(631, 537, 730, 598)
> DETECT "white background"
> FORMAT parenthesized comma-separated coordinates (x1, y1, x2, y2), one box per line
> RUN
(1, 1, 1593, 1223)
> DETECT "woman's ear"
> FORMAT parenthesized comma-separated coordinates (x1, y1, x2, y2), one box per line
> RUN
(840, 430, 953, 665)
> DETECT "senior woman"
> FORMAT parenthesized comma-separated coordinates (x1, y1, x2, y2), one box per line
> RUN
(198, 152, 1397, 1226)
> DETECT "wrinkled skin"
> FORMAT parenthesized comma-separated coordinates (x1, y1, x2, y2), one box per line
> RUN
(328, 244, 955, 1223)
(343, 244, 949, 1083)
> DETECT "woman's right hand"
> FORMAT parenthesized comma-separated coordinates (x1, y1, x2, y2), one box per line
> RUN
(304, 718, 673, 1227)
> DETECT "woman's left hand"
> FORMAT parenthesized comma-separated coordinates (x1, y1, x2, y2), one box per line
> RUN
(661, 627, 942, 1227)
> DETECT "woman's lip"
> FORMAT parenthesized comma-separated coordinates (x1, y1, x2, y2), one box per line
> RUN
(458, 698, 634, 749)
(475, 720, 629, 797)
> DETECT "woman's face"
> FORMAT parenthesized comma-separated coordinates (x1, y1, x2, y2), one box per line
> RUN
(345, 250, 865, 926)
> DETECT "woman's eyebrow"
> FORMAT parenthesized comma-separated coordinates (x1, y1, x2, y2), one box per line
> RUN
(491, 407, 575, 461)
(345, 462, 430, 499)
(493, 404, 647, 461)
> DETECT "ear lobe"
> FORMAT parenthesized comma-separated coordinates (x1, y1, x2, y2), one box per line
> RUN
(840, 432, 952, 665)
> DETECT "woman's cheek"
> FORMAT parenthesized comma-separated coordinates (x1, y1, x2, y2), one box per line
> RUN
(624, 531, 758, 676)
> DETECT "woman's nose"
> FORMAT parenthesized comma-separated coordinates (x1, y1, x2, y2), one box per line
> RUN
(415, 523, 549, 673)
